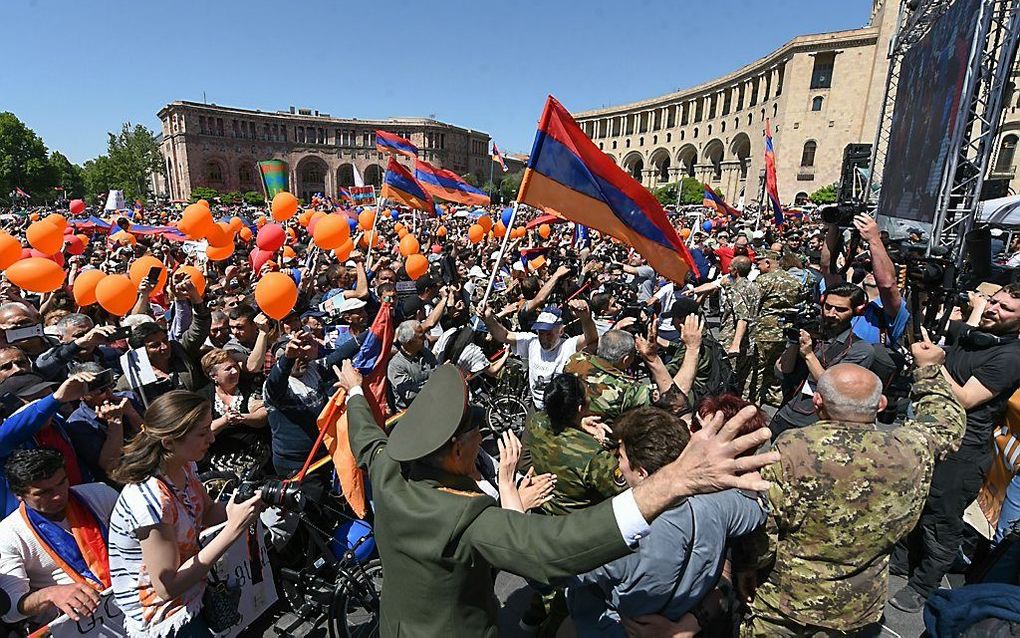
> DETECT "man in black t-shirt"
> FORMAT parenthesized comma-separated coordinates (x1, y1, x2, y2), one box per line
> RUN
(892, 283, 1020, 612)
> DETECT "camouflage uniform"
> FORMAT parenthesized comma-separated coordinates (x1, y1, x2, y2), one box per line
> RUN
(744, 267, 804, 406)
(736, 365, 966, 636)
(563, 351, 655, 427)
(524, 411, 624, 516)
(719, 277, 761, 394)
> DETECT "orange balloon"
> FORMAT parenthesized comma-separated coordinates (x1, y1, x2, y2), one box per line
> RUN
(229, 217, 244, 232)
(175, 265, 206, 297)
(680, 228, 692, 239)
(207, 243, 235, 261)
(313, 214, 351, 250)
(538, 224, 551, 239)
(399, 234, 420, 257)
(44, 214, 68, 232)
(255, 272, 298, 320)
(128, 256, 168, 295)
(238, 227, 253, 242)
(394, 222, 405, 234)
(298, 210, 313, 228)
(206, 222, 233, 248)
(256, 215, 267, 228)
(358, 210, 376, 231)
(405, 254, 429, 280)
(111, 231, 136, 246)
(397, 228, 408, 239)
(478, 215, 493, 233)
(6, 258, 65, 293)
(95, 274, 137, 316)
(0, 231, 23, 269)
(437, 226, 447, 237)
(27, 221, 64, 255)
(334, 238, 354, 261)
(468, 224, 485, 244)
(197, 199, 211, 210)
(493, 222, 506, 238)
(285, 227, 297, 243)
(76, 234, 90, 247)
(271, 192, 299, 221)
(282, 246, 297, 260)
(180, 204, 215, 239)
(358, 231, 380, 249)
(72, 269, 106, 306)
(29, 213, 39, 222)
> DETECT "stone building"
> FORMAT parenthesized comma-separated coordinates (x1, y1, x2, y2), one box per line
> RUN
(573, 1, 903, 207)
(157, 102, 494, 203)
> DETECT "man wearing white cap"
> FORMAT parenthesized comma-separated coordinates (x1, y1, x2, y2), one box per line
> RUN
(482, 299, 598, 409)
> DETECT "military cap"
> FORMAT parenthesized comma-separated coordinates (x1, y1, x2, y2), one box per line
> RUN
(386, 364, 470, 462)
(756, 249, 781, 261)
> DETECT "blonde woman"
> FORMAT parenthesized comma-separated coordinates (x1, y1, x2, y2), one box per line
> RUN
(107, 391, 261, 637)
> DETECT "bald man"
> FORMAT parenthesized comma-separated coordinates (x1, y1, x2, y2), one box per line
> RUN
(733, 338, 966, 637)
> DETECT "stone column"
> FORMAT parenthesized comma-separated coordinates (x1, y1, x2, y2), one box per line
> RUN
(720, 160, 742, 203)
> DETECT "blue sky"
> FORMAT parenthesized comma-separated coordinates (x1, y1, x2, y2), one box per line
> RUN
(2, 0, 872, 164)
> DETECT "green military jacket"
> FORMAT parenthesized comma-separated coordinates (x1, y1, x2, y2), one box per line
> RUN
(753, 268, 806, 344)
(563, 351, 654, 425)
(525, 411, 625, 516)
(737, 365, 965, 630)
(346, 394, 633, 637)
(718, 277, 761, 351)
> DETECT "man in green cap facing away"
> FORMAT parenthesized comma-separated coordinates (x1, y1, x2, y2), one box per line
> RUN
(336, 360, 778, 637)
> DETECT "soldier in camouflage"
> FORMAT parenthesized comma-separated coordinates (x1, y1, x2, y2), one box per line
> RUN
(744, 250, 806, 406)
(735, 335, 965, 637)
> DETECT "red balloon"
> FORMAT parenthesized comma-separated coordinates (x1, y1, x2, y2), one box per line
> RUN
(69, 199, 86, 215)
(250, 248, 275, 272)
(64, 234, 86, 256)
(30, 249, 64, 267)
(257, 224, 285, 252)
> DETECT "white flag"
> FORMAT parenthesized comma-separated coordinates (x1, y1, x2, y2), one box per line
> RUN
(352, 164, 365, 188)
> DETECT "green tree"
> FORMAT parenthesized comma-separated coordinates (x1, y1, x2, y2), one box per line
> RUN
(105, 123, 164, 202)
(190, 187, 219, 203)
(49, 151, 85, 199)
(220, 191, 243, 205)
(461, 173, 480, 188)
(652, 182, 680, 208)
(809, 183, 838, 204)
(0, 112, 57, 202)
(242, 191, 265, 206)
(81, 155, 118, 205)
(652, 178, 707, 207)
(500, 171, 524, 203)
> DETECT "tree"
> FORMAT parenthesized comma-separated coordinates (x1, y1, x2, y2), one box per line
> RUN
(500, 171, 524, 203)
(652, 182, 680, 208)
(82, 155, 118, 205)
(0, 112, 56, 201)
(461, 173, 480, 188)
(242, 191, 265, 206)
(190, 187, 219, 203)
(220, 191, 243, 205)
(49, 152, 85, 199)
(809, 183, 838, 204)
(651, 178, 706, 207)
(105, 123, 164, 202)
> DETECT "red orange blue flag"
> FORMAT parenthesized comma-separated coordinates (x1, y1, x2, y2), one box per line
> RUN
(492, 143, 509, 172)
(381, 157, 434, 214)
(764, 119, 784, 226)
(375, 130, 418, 160)
(414, 159, 491, 206)
(703, 183, 740, 218)
(517, 95, 698, 284)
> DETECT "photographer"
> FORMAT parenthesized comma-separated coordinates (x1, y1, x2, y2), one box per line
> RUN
(36, 314, 121, 382)
(822, 213, 910, 347)
(107, 391, 263, 638)
(771, 283, 876, 438)
(891, 284, 1020, 613)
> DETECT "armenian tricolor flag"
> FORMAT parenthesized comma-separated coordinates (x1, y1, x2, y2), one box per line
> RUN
(258, 160, 289, 201)
(517, 96, 698, 284)
(492, 143, 509, 173)
(764, 119, 784, 226)
(703, 183, 740, 218)
(375, 130, 418, 160)
(381, 157, 434, 214)
(414, 159, 491, 206)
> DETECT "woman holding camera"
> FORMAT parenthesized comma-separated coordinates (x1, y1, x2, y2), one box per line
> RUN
(107, 391, 262, 637)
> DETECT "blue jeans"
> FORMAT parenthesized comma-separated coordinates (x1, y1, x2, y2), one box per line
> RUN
(995, 473, 1020, 544)
(985, 473, 1020, 585)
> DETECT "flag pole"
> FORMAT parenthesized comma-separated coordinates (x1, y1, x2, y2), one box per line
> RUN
(366, 188, 383, 270)
(475, 200, 520, 319)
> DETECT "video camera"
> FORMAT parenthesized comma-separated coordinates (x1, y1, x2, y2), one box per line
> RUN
(886, 240, 956, 292)
(778, 301, 821, 341)
(817, 200, 868, 228)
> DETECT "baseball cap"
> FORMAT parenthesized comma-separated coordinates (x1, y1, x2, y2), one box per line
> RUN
(531, 307, 563, 332)
(756, 250, 781, 261)
(0, 374, 55, 400)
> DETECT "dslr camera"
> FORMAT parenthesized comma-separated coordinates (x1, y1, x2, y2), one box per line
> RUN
(818, 201, 867, 228)
(234, 469, 308, 511)
(778, 302, 821, 341)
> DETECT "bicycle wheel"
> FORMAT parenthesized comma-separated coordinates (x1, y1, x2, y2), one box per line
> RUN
(485, 395, 529, 437)
(328, 559, 383, 638)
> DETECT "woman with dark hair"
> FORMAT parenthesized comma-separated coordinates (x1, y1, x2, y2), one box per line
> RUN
(107, 391, 261, 637)
(524, 373, 623, 516)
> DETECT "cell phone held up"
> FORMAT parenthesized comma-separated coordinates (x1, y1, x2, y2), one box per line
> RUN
(83, 369, 114, 395)
(146, 266, 162, 286)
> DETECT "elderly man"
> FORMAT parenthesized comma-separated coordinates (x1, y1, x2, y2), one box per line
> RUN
(0, 303, 54, 358)
(337, 361, 779, 637)
(35, 314, 119, 382)
(0, 449, 119, 626)
(387, 319, 439, 410)
(734, 334, 965, 637)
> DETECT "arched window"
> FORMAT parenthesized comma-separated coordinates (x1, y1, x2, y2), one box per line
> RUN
(239, 165, 253, 185)
(801, 141, 817, 167)
(996, 134, 1018, 172)
(639, 137, 644, 146)
(612, 141, 618, 149)
(680, 130, 685, 141)
(812, 96, 824, 111)
(626, 139, 631, 148)
(693, 127, 699, 138)
(707, 125, 712, 135)
(666, 133, 671, 143)
(207, 161, 223, 183)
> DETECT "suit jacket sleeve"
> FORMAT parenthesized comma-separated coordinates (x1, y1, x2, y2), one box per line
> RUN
(459, 497, 631, 585)
(346, 394, 388, 470)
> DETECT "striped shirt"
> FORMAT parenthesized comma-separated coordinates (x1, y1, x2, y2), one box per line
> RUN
(108, 463, 206, 638)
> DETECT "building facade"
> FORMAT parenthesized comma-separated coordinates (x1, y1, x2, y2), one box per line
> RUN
(573, 1, 902, 207)
(157, 102, 494, 203)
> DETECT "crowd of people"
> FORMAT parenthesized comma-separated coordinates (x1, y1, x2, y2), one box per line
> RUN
(0, 193, 1015, 638)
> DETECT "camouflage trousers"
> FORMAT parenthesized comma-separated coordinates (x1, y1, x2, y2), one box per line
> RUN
(743, 340, 785, 407)
(741, 612, 884, 638)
